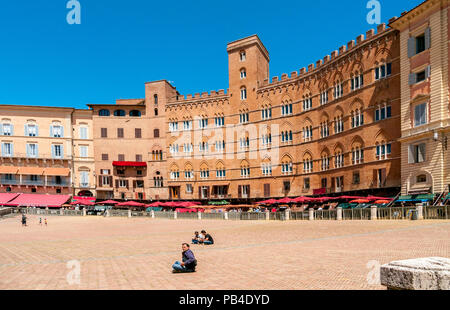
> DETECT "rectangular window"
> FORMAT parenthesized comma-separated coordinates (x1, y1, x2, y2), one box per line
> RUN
(80, 146, 88, 158)
(80, 127, 88, 139)
(101, 128, 107, 138)
(414, 103, 427, 127)
(353, 172, 360, 184)
(416, 34, 425, 54)
(27, 125, 37, 137)
(409, 143, 426, 164)
(135, 128, 142, 138)
(52, 126, 63, 138)
(416, 70, 426, 83)
(136, 154, 142, 162)
(186, 184, 193, 193)
(118, 154, 125, 161)
(117, 128, 124, 138)
(1, 142, 13, 157)
(102, 154, 109, 161)
(26, 143, 38, 158)
(2, 124, 12, 136)
(52, 144, 63, 158)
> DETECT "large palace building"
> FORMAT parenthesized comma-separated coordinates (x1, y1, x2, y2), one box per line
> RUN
(0, 0, 449, 201)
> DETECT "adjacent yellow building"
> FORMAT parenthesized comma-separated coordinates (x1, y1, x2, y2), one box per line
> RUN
(0, 105, 95, 197)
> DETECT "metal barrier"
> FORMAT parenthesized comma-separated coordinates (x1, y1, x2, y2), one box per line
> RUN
(269, 212, 286, 220)
(376, 207, 415, 220)
(154, 211, 175, 219)
(423, 206, 449, 219)
(131, 211, 148, 217)
(314, 210, 338, 220)
(64, 210, 83, 216)
(202, 213, 226, 220)
(342, 208, 371, 220)
(227, 212, 242, 221)
(177, 212, 199, 219)
(110, 210, 129, 217)
(290, 211, 309, 220)
(0, 208, 13, 217)
(240, 212, 266, 220)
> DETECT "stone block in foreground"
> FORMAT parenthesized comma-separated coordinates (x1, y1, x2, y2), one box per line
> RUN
(380, 257, 450, 290)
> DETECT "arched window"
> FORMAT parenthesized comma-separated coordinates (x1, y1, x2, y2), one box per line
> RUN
(98, 109, 110, 117)
(240, 87, 247, 100)
(114, 110, 126, 117)
(240, 161, 250, 178)
(154, 94, 158, 105)
(129, 110, 141, 117)
(416, 174, 427, 183)
(240, 68, 247, 79)
(215, 162, 226, 179)
(303, 153, 313, 173)
(281, 155, 293, 175)
(154, 108, 158, 116)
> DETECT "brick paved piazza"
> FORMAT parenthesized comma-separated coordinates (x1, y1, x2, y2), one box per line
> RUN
(0, 215, 448, 290)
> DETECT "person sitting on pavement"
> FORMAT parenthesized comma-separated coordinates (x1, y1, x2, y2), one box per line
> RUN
(172, 243, 197, 273)
(192, 231, 200, 244)
(200, 230, 214, 245)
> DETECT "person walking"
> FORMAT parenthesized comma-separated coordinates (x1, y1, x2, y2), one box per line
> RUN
(21, 214, 27, 227)
(39, 217, 42, 226)
(44, 218, 47, 226)
(172, 243, 197, 273)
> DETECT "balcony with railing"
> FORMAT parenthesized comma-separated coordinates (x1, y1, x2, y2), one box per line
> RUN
(0, 176, 70, 187)
(0, 153, 71, 161)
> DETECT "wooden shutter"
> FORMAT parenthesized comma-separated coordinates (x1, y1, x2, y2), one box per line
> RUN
(424, 27, 431, 50)
(264, 184, 270, 197)
(425, 65, 431, 79)
(409, 73, 416, 85)
(125, 180, 129, 190)
(238, 185, 242, 198)
(381, 169, 387, 186)
(98, 175, 103, 187)
(247, 185, 251, 198)
(198, 187, 201, 199)
(108, 176, 112, 187)
(115, 179, 119, 188)
(373, 170, 378, 185)
(408, 37, 416, 58)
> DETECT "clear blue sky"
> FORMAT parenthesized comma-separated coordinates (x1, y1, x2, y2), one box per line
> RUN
(0, 0, 423, 109)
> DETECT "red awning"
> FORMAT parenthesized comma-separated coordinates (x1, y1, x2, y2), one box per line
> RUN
(99, 200, 119, 205)
(0, 193, 20, 205)
(70, 200, 95, 206)
(112, 161, 147, 167)
(116, 201, 146, 207)
(276, 198, 296, 204)
(7, 194, 71, 208)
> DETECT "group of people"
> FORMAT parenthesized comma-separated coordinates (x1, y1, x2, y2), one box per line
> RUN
(21, 214, 47, 227)
(172, 230, 214, 274)
(191, 230, 214, 245)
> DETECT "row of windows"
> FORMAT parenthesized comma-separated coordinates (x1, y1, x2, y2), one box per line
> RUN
(168, 145, 391, 179)
(98, 109, 143, 117)
(0, 123, 89, 139)
(166, 102, 392, 131)
(1, 143, 66, 159)
(100, 128, 159, 138)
